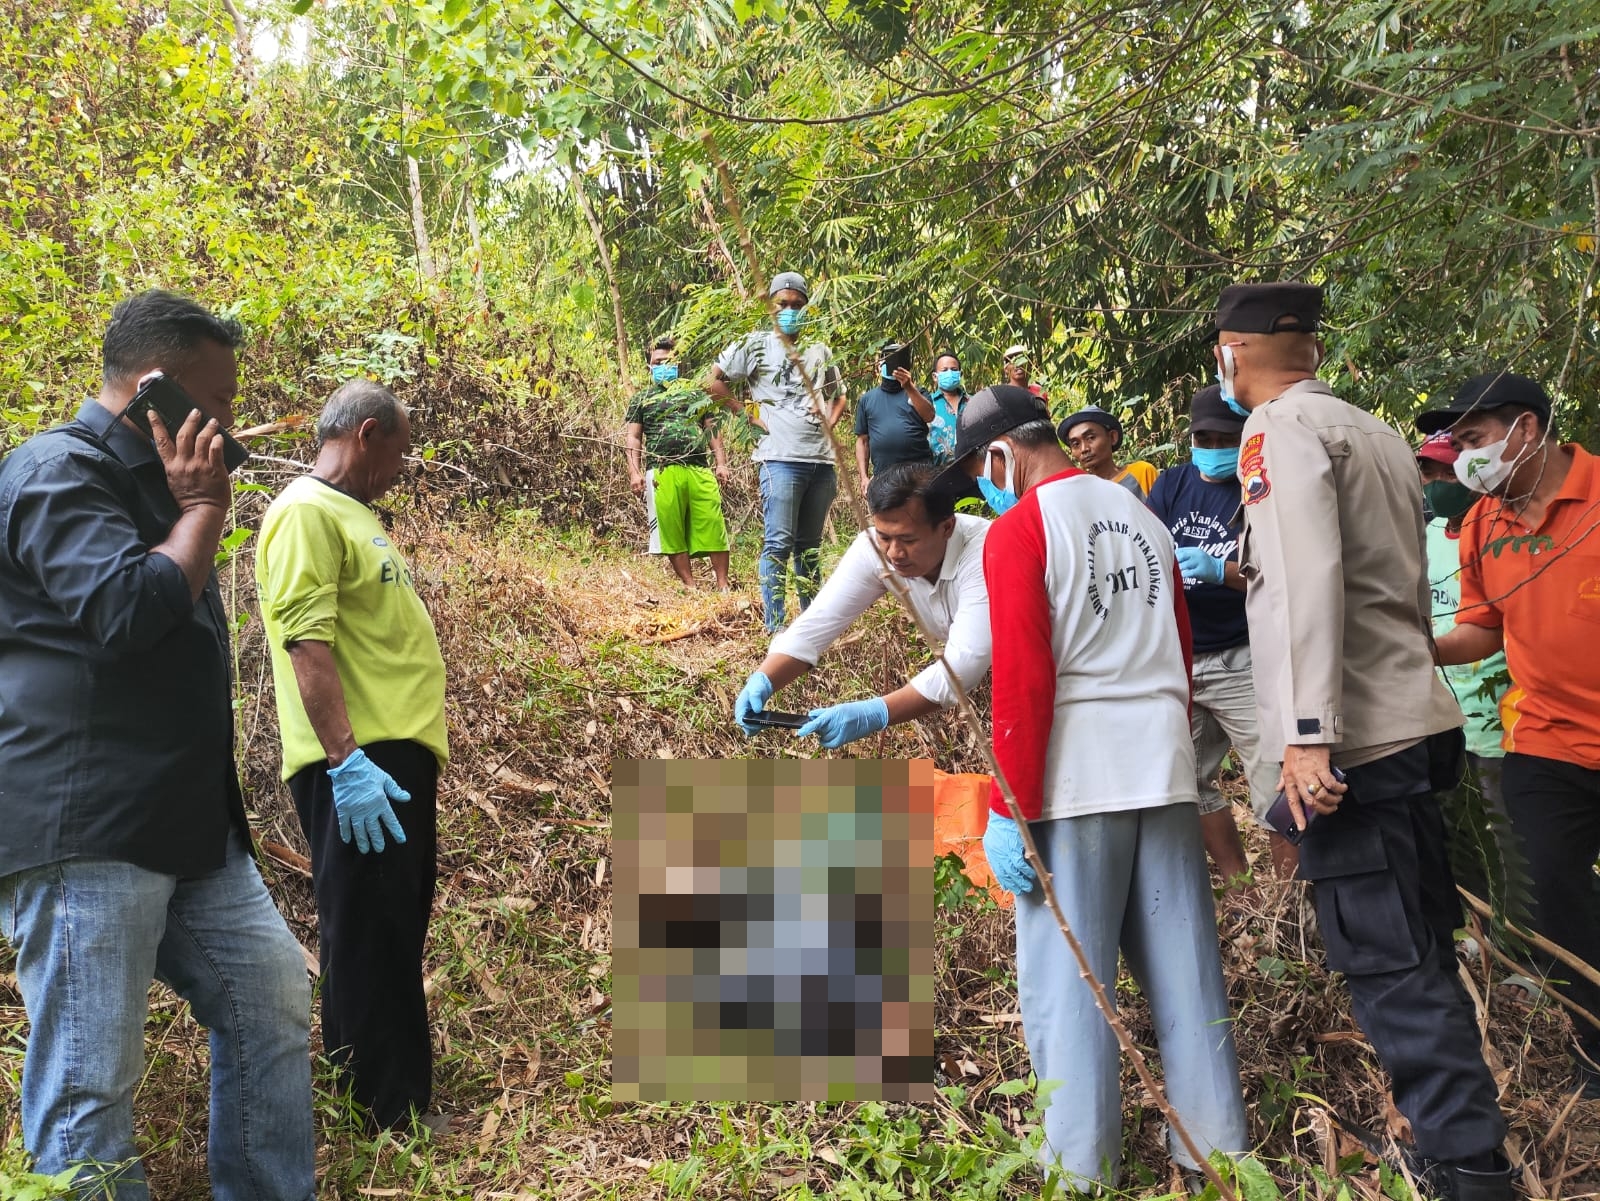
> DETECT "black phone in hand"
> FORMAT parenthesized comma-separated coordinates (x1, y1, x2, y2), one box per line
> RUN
(743, 710, 811, 731)
(126, 371, 250, 472)
(1264, 766, 1347, 845)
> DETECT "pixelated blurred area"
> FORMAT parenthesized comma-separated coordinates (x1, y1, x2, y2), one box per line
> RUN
(612, 759, 936, 1102)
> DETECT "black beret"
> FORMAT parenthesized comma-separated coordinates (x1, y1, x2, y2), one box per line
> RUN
(1214, 282, 1323, 334)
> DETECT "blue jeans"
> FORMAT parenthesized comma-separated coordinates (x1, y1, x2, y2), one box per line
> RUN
(1, 830, 315, 1199)
(757, 460, 837, 631)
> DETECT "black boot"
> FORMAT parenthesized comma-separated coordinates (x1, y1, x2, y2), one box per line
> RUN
(1399, 1151, 1455, 1201)
(1449, 1152, 1515, 1201)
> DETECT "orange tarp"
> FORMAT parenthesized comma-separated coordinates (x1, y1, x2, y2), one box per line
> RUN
(932, 769, 1012, 909)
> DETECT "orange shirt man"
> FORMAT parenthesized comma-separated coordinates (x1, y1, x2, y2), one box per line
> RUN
(1427, 370, 1600, 1101)
(1455, 444, 1600, 765)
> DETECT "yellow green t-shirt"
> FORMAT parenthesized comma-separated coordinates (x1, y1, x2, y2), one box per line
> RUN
(256, 475, 448, 779)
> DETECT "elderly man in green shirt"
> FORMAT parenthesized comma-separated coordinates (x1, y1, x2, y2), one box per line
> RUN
(256, 379, 449, 1134)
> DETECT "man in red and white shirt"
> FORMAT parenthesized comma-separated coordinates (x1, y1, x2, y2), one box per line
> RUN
(937, 385, 1245, 1187)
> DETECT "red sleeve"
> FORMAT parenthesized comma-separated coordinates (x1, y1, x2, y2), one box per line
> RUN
(984, 499, 1057, 821)
(1171, 559, 1194, 711)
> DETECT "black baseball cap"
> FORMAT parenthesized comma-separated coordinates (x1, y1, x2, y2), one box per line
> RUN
(1189, 383, 1244, 435)
(1415, 370, 1552, 435)
(932, 384, 1050, 490)
(1214, 282, 1323, 334)
(1056, 405, 1122, 444)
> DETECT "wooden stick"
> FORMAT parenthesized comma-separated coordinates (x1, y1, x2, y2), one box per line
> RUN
(1472, 925, 1600, 1033)
(699, 139, 1239, 1201)
(260, 839, 311, 877)
(1459, 887, 1600, 994)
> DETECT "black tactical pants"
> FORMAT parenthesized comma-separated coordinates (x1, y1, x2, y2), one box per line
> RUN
(290, 739, 439, 1129)
(1298, 740, 1507, 1163)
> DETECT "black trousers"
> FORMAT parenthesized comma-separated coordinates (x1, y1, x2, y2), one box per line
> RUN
(1298, 740, 1506, 1162)
(1501, 752, 1600, 1058)
(290, 739, 438, 1128)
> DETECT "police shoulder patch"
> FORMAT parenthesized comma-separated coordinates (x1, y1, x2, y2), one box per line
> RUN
(1240, 431, 1272, 505)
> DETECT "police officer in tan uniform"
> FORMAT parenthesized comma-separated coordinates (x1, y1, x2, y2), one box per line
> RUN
(1218, 283, 1512, 1201)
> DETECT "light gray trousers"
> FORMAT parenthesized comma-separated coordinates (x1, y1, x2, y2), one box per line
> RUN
(1014, 801, 1247, 1186)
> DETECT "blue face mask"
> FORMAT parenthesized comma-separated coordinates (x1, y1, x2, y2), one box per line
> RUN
(935, 369, 962, 393)
(651, 364, 678, 386)
(776, 307, 804, 336)
(977, 475, 1019, 515)
(1191, 445, 1240, 479)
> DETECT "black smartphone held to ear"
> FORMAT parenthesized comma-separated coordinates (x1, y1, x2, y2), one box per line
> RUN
(742, 710, 811, 731)
(1264, 766, 1347, 845)
(126, 371, 250, 473)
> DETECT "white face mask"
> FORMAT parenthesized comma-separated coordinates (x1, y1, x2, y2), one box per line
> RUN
(987, 440, 1017, 493)
(1454, 414, 1538, 495)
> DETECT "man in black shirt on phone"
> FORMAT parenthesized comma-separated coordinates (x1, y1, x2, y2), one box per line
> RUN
(0, 290, 314, 1197)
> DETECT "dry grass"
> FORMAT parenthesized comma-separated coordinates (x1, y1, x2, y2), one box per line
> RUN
(3, 481, 1600, 1199)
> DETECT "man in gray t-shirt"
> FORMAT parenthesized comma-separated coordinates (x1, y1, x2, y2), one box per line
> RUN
(707, 270, 846, 631)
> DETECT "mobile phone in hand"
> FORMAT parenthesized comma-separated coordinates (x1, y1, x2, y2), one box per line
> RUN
(881, 344, 912, 377)
(742, 710, 811, 731)
(126, 371, 251, 472)
(1264, 766, 1347, 844)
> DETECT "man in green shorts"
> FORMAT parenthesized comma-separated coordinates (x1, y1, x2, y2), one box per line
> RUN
(626, 337, 731, 590)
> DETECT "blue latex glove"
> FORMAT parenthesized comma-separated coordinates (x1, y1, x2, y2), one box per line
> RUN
(983, 813, 1036, 895)
(796, 697, 891, 749)
(327, 747, 410, 854)
(735, 671, 774, 736)
(1176, 545, 1226, 586)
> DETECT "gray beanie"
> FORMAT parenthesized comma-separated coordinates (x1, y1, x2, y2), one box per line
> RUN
(768, 271, 809, 300)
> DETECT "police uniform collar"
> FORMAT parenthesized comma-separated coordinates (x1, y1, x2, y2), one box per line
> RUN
(1270, 377, 1336, 406)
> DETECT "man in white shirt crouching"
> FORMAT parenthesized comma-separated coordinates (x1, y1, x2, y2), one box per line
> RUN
(733, 461, 991, 748)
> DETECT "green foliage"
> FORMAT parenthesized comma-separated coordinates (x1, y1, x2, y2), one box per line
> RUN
(0, 1152, 76, 1201)
(0, 0, 625, 453)
(934, 850, 995, 912)
(303, 0, 1600, 447)
(13, 0, 1600, 455)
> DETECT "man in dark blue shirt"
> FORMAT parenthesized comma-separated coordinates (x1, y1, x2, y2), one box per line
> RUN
(1148, 384, 1291, 883)
(0, 290, 314, 1196)
(854, 340, 933, 494)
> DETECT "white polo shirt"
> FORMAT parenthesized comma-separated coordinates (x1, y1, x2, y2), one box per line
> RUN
(768, 514, 991, 706)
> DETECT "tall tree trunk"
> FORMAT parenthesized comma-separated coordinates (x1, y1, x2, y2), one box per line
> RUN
(220, 0, 254, 87)
(464, 175, 488, 312)
(407, 150, 436, 284)
(572, 174, 631, 390)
